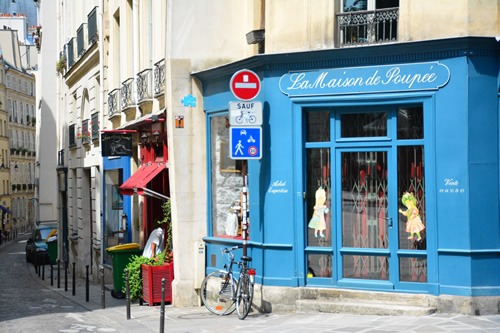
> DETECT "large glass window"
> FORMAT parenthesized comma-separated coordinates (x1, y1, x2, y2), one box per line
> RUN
(210, 116, 246, 239)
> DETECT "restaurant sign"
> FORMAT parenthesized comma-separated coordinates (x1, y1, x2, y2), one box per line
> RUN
(101, 132, 133, 157)
(279, 62, 450, 97)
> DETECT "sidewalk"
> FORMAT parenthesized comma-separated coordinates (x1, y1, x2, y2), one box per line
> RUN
(33, 262, 500, 333)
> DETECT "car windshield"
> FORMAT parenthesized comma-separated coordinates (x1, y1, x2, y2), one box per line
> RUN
(35, 227, 56, 241)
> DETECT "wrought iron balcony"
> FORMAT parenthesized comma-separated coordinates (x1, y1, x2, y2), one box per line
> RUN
(69, 124, 76, 147)
(81, 119, 90, 145)
(337, 7, 398, 47)
(137, 68, 153, 102)
(58, 149, 65, 166)
(154, 59, 165, 96)
(88, 7, 98, 45)
(108, 88, 120, 117)
(121, 78, 135, 110)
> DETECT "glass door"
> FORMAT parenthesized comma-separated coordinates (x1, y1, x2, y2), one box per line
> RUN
(340, 150, 393, 283)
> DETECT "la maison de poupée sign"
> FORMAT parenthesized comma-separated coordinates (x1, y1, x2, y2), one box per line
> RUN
(279, 62, 450, 97)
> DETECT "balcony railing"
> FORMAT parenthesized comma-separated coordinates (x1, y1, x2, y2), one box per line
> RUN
(67, 38, 75, 67)
(121, 78, 135, 110)
(88, 7, 98, 45)
(108, 88, 120, 117)
(154, 59, 165, 96)
(81, 119, 90, 145)
(91, 112, 99, 140)
(77, 23, 87, 56)
(58, 149, 65, 166)
(337, 7, 398, 47)
(69, 124, 76, 147)
(137, 68, 153, 102)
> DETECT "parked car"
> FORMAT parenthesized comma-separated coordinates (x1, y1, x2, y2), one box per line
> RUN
(25, 223, 57, 264)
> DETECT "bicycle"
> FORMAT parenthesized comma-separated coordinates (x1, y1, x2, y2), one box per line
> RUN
(200, 246, 256, 319)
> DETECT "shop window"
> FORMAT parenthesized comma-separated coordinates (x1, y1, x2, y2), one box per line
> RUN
(306, 148, 332, 248)
(343, 254, 389, 280)
(210, 115, 247, 239)
(306, 112, 330, 142)
(341, 112, 387, 137)
(397, 107, 423, 139)
(397, 145, 426, 251)
(307, 253, 332, 278)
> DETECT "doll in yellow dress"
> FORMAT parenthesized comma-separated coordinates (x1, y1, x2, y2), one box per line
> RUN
(399, 192, 425, 241)
(308, 187, 329, 238)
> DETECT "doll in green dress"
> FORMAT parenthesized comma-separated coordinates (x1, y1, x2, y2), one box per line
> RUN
(399, 192, 425, 241)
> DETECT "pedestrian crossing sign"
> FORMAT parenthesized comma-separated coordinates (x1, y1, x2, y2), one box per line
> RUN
(229, 127, 262, 160)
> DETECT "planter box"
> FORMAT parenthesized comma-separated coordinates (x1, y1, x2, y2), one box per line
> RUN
(141, 262, 174, 306)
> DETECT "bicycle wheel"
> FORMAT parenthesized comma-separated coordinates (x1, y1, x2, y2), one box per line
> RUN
(235, 273, 254, 319)
(200, 271, 237, 316)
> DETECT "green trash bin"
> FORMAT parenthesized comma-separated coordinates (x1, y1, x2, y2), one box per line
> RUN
(106, 244, 143, 299)
(46, 240, 57, 264)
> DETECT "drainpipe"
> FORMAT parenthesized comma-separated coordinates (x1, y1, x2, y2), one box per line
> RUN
(98, 0, 105, 267)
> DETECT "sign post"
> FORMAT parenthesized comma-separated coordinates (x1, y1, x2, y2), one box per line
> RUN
(229, 69, 262, 257)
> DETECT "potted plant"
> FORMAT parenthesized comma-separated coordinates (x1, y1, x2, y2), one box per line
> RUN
(123, 200, 173, 305)
(56, 55, 67, 75)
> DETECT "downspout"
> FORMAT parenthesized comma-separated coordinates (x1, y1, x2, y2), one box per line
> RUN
(132, 0, 140, 243)
(98, 0, 105, 268)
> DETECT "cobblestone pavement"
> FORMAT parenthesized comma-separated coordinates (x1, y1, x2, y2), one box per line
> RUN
(2, 233, 500, 332)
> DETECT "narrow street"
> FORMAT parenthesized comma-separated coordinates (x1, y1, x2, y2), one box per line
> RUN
(0, 232, 122, 332)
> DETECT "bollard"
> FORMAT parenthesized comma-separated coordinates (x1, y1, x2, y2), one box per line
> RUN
(37, 254, 41, 277)
(125, 269, 130, 320)
(50, 263, 53, 286)
(42, 259, 45, 281)
(72, 262, 76, 296)
(160, 278, 165, 333)
(57, 260, 61, 289)
(100, 265, 105, 309)
(86, 265, 89, 302)
(65, 262, 68, 292)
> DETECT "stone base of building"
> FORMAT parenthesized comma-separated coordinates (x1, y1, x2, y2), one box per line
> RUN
(254, 286, 500, 316)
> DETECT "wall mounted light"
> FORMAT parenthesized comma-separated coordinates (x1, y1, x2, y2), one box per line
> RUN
(152, 131, 160, 143)
(141, 133, 148, 145)
(246, 29, 265, 44)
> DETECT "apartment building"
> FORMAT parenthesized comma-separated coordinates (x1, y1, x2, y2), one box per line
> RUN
(0, 25, 36, 237)
(44, 0, 500, 315)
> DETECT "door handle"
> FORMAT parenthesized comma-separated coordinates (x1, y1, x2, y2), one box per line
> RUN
(383, 217, 393, 227)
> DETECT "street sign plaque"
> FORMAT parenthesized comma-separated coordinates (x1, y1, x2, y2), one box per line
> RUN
(229, 126, 262, 160)
(229, 101, 263, 126)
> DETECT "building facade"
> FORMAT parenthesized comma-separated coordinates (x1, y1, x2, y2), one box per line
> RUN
(44, 0, 500, 315)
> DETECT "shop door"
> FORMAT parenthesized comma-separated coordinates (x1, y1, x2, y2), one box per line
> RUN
(304, 107, 428, 292)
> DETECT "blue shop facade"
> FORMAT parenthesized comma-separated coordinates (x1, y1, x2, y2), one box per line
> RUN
(195, 37, 500, 309)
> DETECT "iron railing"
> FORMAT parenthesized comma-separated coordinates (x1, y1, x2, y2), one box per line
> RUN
(137, 68, 153, 102)
(154, 59, 165, 96)
(121, 78, 135, 110)
(337, 7, 398, 47)
(108, 88, 120, 117)
(88, 7, 98, 45)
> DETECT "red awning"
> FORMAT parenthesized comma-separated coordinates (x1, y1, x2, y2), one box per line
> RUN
(120, 162, 166, 196)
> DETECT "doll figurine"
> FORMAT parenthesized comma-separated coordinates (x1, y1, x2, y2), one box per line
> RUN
(399, 192, 425, 241)
(308, 187, 329, 237)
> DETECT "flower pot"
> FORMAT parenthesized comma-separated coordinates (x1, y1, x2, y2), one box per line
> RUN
(141, 262, 174, 306)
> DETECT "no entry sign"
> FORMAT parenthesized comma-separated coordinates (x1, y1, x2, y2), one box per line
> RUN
(230, 69, 261, 101)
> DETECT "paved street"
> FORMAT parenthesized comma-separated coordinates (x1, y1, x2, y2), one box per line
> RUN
(1, 232, 500, 332)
